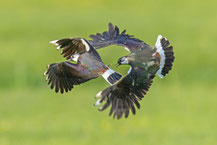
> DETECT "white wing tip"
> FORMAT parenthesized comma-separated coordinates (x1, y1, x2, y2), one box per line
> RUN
(94, 99, 101, 106)
(56, 46, 61, 50)
(43, 71, 47, 76)
(49, 40, 59, 45)
(95, 91, 102, 99)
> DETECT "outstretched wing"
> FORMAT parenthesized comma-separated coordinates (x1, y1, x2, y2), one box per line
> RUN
(94, 67, 156, 119)
(44, 61, 95, 94)
(89, 23, 151, 52)
(50, 38, 91, 60)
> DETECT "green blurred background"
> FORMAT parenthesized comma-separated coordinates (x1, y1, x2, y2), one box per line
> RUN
(0, 0, 217, 145)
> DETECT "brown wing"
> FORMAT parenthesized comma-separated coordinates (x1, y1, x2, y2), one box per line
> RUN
(44, 61, 95, 94)
(50, 38, 91, 60)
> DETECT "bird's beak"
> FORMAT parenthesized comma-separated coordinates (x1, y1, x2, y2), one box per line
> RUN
(115, 63, 120, 68)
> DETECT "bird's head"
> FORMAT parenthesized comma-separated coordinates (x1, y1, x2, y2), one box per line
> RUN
(116, 56, 129, 67)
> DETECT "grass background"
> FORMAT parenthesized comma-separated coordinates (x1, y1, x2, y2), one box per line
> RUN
(0, 0, 217, 145)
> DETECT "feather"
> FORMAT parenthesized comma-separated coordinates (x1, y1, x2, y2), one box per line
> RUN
(99, 101, 111, 111)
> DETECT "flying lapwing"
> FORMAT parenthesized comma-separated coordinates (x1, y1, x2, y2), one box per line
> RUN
(89, 23, 175, 119)
(44, 38, 122, 94)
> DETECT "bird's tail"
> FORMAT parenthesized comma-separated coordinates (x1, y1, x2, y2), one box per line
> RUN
(102, 68, 122, 85)
(155, 35, 175, 78)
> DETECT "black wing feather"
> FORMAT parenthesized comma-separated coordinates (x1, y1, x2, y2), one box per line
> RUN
(44, 62, 92, 93)
(89, 23, 146, 52)
(96, 67, 155, 119)
(50, 38, 90, 60)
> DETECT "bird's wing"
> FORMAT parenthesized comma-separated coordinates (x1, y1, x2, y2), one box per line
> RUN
(94, 67, 156, 119)
(44, 61, 96, 94)
(50, 38, 91, 61)
(89, 23, 151, 52)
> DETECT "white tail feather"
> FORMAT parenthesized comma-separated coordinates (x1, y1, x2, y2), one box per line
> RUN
(155, 35, 165, 78)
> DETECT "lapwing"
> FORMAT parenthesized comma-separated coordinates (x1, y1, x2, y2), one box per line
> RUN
(89, 23, 175, 119)
(44, 38, 122, 94)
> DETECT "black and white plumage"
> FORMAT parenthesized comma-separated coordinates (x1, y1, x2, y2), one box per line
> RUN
(90, 23, 174, 119)
(44, 38, 122, 93)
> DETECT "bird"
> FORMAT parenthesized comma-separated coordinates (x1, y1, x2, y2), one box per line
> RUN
(89, 23, 175, 119)
(44, 38, 122, 94)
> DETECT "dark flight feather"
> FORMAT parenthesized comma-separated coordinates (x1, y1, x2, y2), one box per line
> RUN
(160, 38, 175, 76)
(50, 38, 88, 60)
(89, 23, 147, 52)
(44, 62, 92, 94)
(95, 67, 155, 119)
